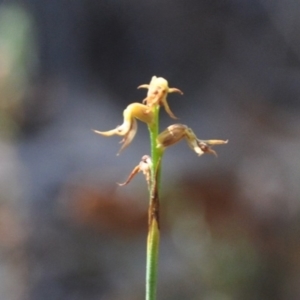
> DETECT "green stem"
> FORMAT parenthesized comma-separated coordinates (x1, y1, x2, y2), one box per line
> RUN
(146, 215, 160, 300)
(146, 106, 163, 300)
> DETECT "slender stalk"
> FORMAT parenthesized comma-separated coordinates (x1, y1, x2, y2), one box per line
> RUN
(146, 106, 163, 300)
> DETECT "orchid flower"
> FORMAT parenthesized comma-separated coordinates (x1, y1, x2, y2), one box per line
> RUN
(118, 155, 152, 187)
(93, 103, 154, 155)
(157, 124, 228, 156)
(138, 76, 183, 119)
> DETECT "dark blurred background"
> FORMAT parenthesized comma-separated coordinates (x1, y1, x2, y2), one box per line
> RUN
(1, 0, 300, 299)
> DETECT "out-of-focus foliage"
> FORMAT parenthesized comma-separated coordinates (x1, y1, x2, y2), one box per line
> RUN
(0, 3, 36, 137)
(0, 3, 37, 300)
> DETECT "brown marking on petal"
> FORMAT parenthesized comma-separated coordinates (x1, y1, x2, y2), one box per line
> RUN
(198, 142, 218, 157)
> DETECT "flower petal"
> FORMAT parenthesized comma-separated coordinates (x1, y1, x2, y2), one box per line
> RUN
(168, 88, 183, 95)
(137, 84, 149, 90)
(117, 118, 138, 155)
(93, 119, 132, 137)
(93, 128, 119, 136)
(157, 124, 187, 148)
(117, 155, 152, 187)
(117, 165, 140, 186)
(160, 97, 177, 119)
(201, 139, 229, 145)
(196, 139, 228, 157)
(124, 103, 154, 124)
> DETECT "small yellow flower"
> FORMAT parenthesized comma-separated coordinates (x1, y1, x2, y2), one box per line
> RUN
(138, 76, 183, 119)
(94, 103, 154, 155)
(157, 124, 228, 156)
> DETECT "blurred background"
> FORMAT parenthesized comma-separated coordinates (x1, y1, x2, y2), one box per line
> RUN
(1, 0, 300, 299)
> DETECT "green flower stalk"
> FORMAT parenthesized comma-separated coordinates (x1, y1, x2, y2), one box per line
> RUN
(94, 76, 227, 300)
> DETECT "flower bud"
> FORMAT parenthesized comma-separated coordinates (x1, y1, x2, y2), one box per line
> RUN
(156, 124, 187, 148)
(157, 123, 228, 156)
